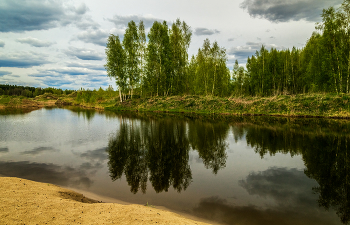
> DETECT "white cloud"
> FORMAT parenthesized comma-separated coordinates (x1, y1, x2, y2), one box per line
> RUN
(0, 52, 50, 68)
(64, 47, 104, 61)
(76, 29, 109, 46)
(16, 37, 55, 47)
(194, 28, 220, 36)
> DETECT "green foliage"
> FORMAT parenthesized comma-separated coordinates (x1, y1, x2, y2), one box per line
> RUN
(192, 39, 230, 97)
(144, 21, 172, 96)
(103, 0, 350, 99)
(123, 21, 140, 97)
(108, 93, 350, 118)
(106, 19, 231, 98)
(240, 0, 350, 96)
(138, 21, 147, 97)
(105, 34, 127, 102)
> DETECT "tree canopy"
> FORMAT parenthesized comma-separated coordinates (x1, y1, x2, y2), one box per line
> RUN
(105, 0, 350, 98)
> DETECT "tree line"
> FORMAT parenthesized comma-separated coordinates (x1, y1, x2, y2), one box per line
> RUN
(106, 0, 350, 99)
(105, 19, 231, 102)
(235, 0, 350, 96)
(0, 84, 74, 98)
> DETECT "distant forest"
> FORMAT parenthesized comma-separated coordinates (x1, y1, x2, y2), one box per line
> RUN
(105, 0, 350, 101)
(245, 0, 350, 96)
(0, 84, 74, 98)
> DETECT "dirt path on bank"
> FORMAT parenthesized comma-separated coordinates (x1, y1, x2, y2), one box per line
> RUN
(0, 177, 210, 225)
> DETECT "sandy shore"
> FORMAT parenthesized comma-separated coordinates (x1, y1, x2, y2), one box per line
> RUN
(0, 177, 210, 225)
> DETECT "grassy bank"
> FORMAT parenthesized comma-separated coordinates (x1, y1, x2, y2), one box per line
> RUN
(107, 93, 350, 119)
(1, 92, 350, 119)
(0, 94, 57, 109)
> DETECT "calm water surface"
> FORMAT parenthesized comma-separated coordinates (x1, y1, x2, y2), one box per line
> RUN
(0, 107, 349, 225)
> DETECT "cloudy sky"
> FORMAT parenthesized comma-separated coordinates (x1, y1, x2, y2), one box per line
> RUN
(0, 0, 343, 90)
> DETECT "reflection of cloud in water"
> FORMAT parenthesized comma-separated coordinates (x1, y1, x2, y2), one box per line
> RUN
(239, 167, 318, 207)
(193, 196, 336, 225)
(188, 151, 203, 164)
(80, 147, 108, 161)
(79, 162, 103, 174)
(0, 147, 9, 153)
(193, 168, 337, 225)
(0, 161, 93, 188)
(21, 147, 57, 155)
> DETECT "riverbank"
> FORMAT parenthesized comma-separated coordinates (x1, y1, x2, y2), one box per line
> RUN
(1, 93, 350, 119)
(107, 93, 350, 119)
(0, 177, 209, 225)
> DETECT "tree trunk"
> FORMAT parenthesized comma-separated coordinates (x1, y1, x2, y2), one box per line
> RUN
(119, 89, 122, 102)
(333, 36, 342, 93)
(347, 50, 350, 93)
(212, 64, 216, 96)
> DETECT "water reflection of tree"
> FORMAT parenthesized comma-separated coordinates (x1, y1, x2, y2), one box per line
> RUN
(303, 135, 350, 224)
(69, 107, 96, 121)
(107, 118, 193, 193)
(107, 116, 230, 193)
(188, 120, 229, 174)
(107, 121, 148, 194)
(233, 117, 350, 224)
(145, 119, 192, 193)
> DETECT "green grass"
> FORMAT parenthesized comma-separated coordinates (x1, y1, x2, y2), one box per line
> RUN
(105, 93, 350, 118)
(2, 92, 350, 119)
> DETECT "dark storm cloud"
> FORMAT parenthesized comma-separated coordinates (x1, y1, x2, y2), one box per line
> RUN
(16, 37, 55, 47)
(0, 147, 9, 153)
(0, 52, 50, 68)
(64, 47, 104, 60)
(0, 161, 93, 187)
(109, 15, 170, 29)
(0, 40, 4, 47)
(21, 147, 57, 155)
(0, 0, 63, 32)
(0, 71, 12, 77)
(0, 0, 93, 32)
(194, 28, 220, 36)
(76, 29, 109, 46)
(240, 0, 342, 22)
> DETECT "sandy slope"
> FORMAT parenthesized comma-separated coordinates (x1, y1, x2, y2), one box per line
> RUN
(0, 177, 210, 225)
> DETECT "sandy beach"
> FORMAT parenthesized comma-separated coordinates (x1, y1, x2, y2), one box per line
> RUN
(0, 177, 210, 225)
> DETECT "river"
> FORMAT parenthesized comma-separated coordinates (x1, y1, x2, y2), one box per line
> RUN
(0, 107, 349, 225)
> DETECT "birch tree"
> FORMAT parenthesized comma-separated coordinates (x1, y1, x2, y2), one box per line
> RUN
(123, 20, 139, 98)
(105, 34, 126, 102)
